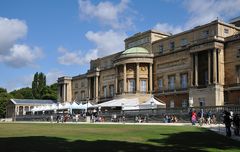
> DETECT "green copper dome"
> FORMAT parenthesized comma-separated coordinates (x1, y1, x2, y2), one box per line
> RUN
(122, 47, 149, 55)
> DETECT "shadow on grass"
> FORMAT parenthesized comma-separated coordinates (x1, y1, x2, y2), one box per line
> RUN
(148, 129, 240, 152)
(1, 130, 240, 152)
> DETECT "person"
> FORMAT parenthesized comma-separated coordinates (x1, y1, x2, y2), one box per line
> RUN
(233, 114, 240, 136)
(191, 111, 197, 125)
(223, 110, 232, 137)
(207, 110, 212, 125)
(75, 114, 79, 122)
(50, 115, 53, 123)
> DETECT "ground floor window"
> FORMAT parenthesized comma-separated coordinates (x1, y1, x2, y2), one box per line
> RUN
(182, 100, 188, 108)
(103, 86, 107, 98)
(170, 100, 175, 108)
(199, 98, 205, 107)
(109, 85, 114, 97)
(140, 79, 147, 92)
(118, 80, 123, 93)
(128, 79, 135, 93)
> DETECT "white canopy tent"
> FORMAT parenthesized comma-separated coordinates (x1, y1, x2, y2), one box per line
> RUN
(90, 98, 139, 109)
(138, 97, 166, 109)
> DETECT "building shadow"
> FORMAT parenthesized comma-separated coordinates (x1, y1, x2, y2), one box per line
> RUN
(148, 129, 240, 152)
(1, 129, 240, 152)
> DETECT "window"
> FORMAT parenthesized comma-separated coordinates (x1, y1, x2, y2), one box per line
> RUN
(159, 44, 163, 53)
(158, 79, 163, 92)
(201, 30, 209, 38)
(119, 80, 123, 93)
(140, 80, 147, 92)
(199, 98, 205, 107)
(81, 81, 85, 87)
(169, 42, 175, 50)
(75, 83, 78, 89)
(180, 74, 188, 89)
(103, 86, 107, 98)
(182, 100, 188, 108)
(168, 75, 175, 90)
(237, 49, 240, 58)
(180, 38, 188, 46)
(109, 85, 114, 97)
(128, 79, 135, 93)
(237, 66, 240, 83)
(224, 28, 229, 34)
(81, 91, 85, 100)
(170, 100, 175, 108)
(74, 91, 78, 99)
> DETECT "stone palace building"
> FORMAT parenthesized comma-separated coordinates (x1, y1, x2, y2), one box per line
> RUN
(58, 18, 240, 108)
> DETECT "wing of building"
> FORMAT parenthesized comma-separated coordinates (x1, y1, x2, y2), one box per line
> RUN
(58, 18, 240, 108)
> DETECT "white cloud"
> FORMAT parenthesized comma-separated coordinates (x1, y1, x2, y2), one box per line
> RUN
(184, 0, 240, 28)
(154, 0, 240, 34)
(58, 30, 127, 66)
(78, 0, 133, 29)
(58, 47, 98, 66)
(46, 70, 64, 85)
(154, 23, 183, 35)
(0, 17, 43, 68)
(0, 17, 27, 54)
(85, 30, 127, 57)
(0, 44, 43, 68)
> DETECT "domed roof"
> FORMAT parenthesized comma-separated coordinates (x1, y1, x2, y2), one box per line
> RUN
(122, 47, 149, 55)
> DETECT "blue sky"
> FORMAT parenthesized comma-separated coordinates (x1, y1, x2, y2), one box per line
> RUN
(0, 0, 240, 92)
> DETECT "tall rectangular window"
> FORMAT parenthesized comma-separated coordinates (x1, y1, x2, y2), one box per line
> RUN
(128, 79, 135, 93)
(118, 80, 123, 93)
(109, 85, 114, 97)
(169, 42, 175, 50)
(103, 86, 107, 98)
(181, 74, 188, 89)
(81, 91, 85, 100)
(158, 79, 163, 91)
(140, 80, 147, 92)
(159, 44, 163, 53)
(237, 66, 240, 83)
(168, 75, 175, 90)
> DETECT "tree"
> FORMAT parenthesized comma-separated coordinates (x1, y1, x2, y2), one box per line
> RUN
(0, 88, 12, 118)
(10, 87, 33, 99)
(32, 72, 46, 99)
(41, 83, 57, 100)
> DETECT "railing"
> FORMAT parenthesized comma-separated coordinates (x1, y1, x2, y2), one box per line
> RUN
(15, 105, 240, 123)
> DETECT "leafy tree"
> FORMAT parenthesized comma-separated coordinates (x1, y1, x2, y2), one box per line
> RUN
(0, 88, 12, 118)
(10, 87, 33, 99)
(0, 87, 7, 94)
(32, 72, 46, 99)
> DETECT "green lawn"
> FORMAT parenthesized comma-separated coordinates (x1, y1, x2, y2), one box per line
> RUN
(0, 123, 239, 152)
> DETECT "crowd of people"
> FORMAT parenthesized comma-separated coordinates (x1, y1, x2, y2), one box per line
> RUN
(189, 109, 217, 126)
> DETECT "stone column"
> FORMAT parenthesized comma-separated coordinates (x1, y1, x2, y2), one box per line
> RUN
(123, 64, 127, 93)
(23, 106, 26, 115)
(194, 53, 198, 86)
(191, 54, 194, 86)
(149, 63, 153, 93)
(136, 63, 140, 92)
(115, 66, 118, 95)
(208, 50, 212, 85)
(62, 84, 66, 102)
(213, 48, 217, 84)
(65, 84, 67, 102)
(95, 76, 99, 102)
(88, 78, 91, 99)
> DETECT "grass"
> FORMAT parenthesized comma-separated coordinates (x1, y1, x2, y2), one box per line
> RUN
(0, 123, 239, 152)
